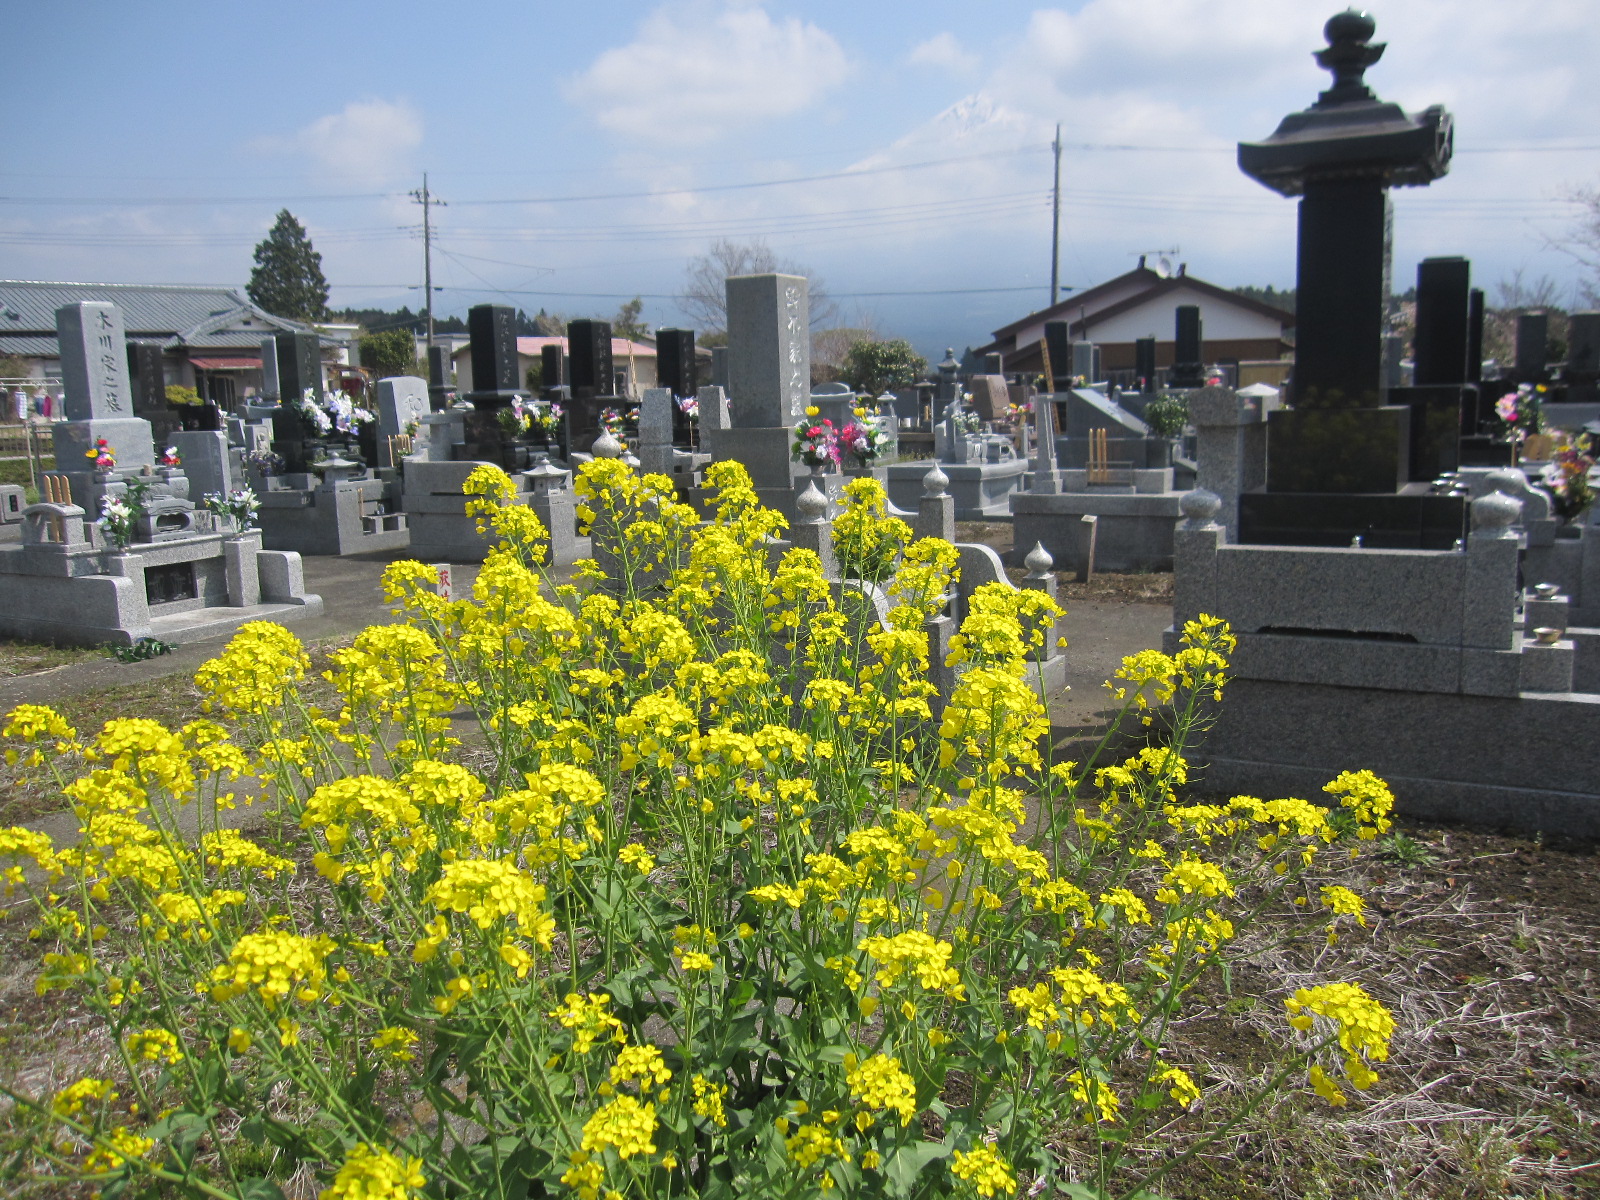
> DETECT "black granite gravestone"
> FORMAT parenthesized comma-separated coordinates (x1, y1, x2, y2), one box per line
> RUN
(1134, 337, 1156, 392)
(1515, 313, 1550, 383)
(1236, 10, 1461, 546)
(1042, 322, 1073, 391)
(1414, 257, 1469, 386)
(275, 331, 323, 404)
(656, 327, 697, 443)
(1168, 307, 1205, 389)
(568, 320, 614, 399)
(983, 353, 1002, 375)
(540, 344, 564, 392)
(427, 345, 452, 411)
(1467, 289, 1485, 384)
(466, 305, 522, 407)
(128, 341, 181, 443)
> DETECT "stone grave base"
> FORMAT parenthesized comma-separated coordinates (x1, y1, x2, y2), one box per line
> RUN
(0, 531, 322, 647)
(259, 478, 410, 557)
(886, 459, 1026, 521)
(1012, 490, 1185, 573)
(1183, 671, 1600, 839)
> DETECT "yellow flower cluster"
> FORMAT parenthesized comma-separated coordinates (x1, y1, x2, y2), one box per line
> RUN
(319, 1142, 426, 1200)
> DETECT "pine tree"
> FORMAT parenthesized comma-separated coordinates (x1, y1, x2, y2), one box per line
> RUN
(247, 210, 330, 322)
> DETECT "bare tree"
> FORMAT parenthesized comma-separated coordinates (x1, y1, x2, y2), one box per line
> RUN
(1554, 183, 1600, 307)
(679, 238, 838, 337)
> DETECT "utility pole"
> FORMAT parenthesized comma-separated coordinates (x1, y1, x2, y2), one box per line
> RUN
(1050, 123, 1062, 307)
(409, 174, 445, 353)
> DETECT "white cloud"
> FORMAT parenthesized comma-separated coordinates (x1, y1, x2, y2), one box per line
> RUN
(908, 32, 976, 73)
(258, 99, 423, 184)
(564, 2, 850, 144)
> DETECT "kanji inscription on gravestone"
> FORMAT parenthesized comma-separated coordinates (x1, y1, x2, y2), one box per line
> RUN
(58, 302, 131, 421)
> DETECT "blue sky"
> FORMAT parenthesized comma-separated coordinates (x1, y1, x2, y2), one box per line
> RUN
(5, 0, 1597, 356)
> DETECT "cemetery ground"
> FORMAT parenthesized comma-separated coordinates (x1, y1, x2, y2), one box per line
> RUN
(0, 542, 1597, 1198)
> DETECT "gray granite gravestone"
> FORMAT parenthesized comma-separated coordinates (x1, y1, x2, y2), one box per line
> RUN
(52, 302, 155, 473)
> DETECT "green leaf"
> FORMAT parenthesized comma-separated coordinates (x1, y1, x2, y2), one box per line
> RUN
(237, 1179, 288, 1200)
(885, 1139, 951, 1195)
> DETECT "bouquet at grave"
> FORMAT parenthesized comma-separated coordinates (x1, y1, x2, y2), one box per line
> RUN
(498, 401, 533, 440)
(325, 394, 376, 435)
(950, 402, 982, 436)
(792, 404, 841, 467)
(202, 486, 261, 532)
(600, 405, 631, 441)
(1006, 396, 1033, 425)
(839, 406, 893, 466)
(84, 438, 116, 471)
(0, 456, 1405, 1200)
(158, 445, 181, 469)
(530, 401, 563, 439)
(1143, 393, 1189, 438)
(163, 384, 204, 407)
(675, 393, 700, 424)
(1494, 383, 1545, 440)
(1545, 436, 1596, 521)
(245, 449, 287, 477)
(290, 387, 334, 437)
(95, 493, 136, 550)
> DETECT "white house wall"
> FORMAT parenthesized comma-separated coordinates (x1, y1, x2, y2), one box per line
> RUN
(1092, 286, 1285, 345)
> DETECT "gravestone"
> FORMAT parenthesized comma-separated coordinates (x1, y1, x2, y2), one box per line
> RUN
(727, 274, 808, 427)
(540, 343, 564, 390)
(568, 320, 614, 399)
(1467, 288, 1486, 383)
(1071, 341, 1100, 384)
(128, 340, 180, 444)
(274, 331, 323, 405)
(1563, 313, 1600, 405)
(1134, 337, 1157, 391)
(711, 346, 730, 391)
(1042, 322, 1073, 391)
(427, 345, 452, 410)
(52, 302, 155, 473)
(968, 376, 1010, 423)
(656, 328, 697, 397)
(1414, 257, 1469, 385)
(58, 302, 132, 421)
(657, 327, 698, 444)
(637, 387, 676, 476)
(466, 304, 522, 405)
(260, 336, 281, 400)
(1236, 9, 1457, 547)
(376, 376, 430, 465)
(1168, 306, 1205, 389)
(1516, 313, 1550, 382)
(983, 353, 1002, 375)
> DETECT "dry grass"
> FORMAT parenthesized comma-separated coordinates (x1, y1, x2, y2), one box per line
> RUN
(0, 642, 102, 681)
(1058, 821, 1600, 1200)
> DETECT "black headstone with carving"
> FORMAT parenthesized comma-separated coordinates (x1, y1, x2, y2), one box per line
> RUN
(1236, 10, 1461, 548)
(466, 305, 523, 408)
(1134, 337, 1157, 392)
(1168, 306, 1205, 388)
(274, 331, 323, 405)
(426, 345, 452, 411)
(128, 341, 181, 444)
(568, 320, 614, 399)
(656, 329, 697, 397)
(567, 320, 616, 450)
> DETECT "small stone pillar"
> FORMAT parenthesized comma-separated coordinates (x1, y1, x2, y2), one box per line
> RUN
(1188, 386, 1274, 541)
(524, 454, 577, 567)
(788, 481, 838, 579)
(1172, 489, 1225, 631)
(916, 465, 955, 543)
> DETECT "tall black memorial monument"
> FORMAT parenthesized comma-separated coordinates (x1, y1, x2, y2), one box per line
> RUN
(1237, 10, 1461, 547)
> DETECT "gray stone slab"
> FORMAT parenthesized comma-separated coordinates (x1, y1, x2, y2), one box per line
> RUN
(57, 302, 134, 421)
(376, 376, 430, 440)
(54, 418, 157, 471)
(171, 431, 232, 502)
(1011, 490, 1185, 573)
(1194, 676, 1600, 837)
(709, 426, 797, 489)
(726, 274, 808, 427)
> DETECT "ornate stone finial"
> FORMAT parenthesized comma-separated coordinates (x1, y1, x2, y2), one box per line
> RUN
(1180, 487, 1222, 525)
(592, 431, 622, 459)
(1471, 490, 1523, 537)
(1315, 9, 1384, 106)
(796, 480, 829, 524)
(923, 464, 950, 498)
(1024, 541, 1054, 576)
(1484, 467, 1527, 497)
